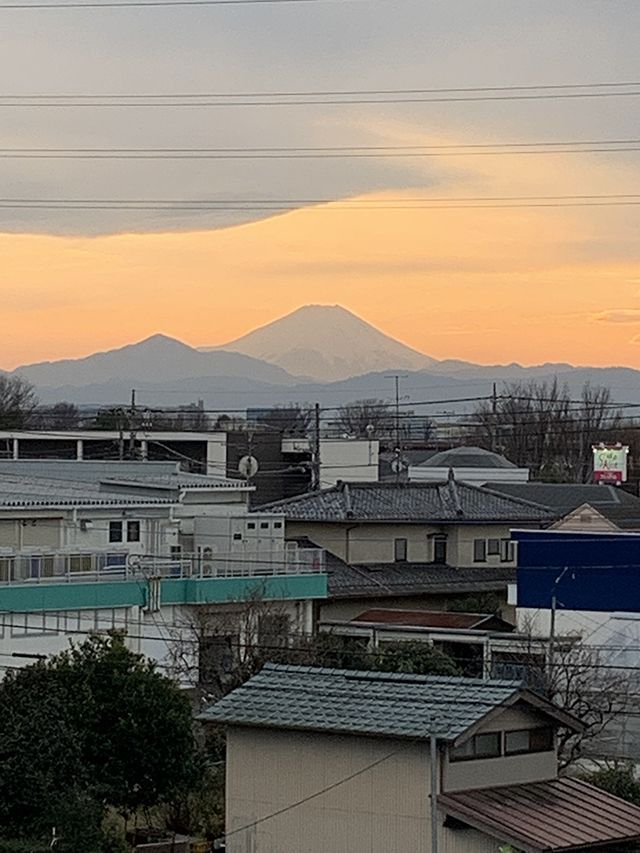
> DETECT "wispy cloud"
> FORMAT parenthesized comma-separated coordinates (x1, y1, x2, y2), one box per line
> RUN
(594, 310, 640, 325)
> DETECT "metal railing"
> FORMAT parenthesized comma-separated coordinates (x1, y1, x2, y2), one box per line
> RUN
(0, 547, 325, 585)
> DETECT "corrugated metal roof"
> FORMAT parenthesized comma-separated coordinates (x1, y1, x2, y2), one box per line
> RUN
(0, 474, 174, 507)
(259, 480, 554, 523)
(439, 777, 640, 852)
(200, 663, 523, 741)
(351, 609, 506, 630)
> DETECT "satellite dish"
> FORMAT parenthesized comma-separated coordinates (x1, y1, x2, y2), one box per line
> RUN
(390, 456, 409, 474)
(238, 455, 259, 478)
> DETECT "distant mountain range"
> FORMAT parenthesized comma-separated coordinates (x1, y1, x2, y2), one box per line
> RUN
(4, 305, 639, 410)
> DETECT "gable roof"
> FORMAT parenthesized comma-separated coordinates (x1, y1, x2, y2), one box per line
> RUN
(490, 483, 640, 530)
(439, 777, 640, 852)
(199, 663, 580, 742)
(259, 480, 554, 524)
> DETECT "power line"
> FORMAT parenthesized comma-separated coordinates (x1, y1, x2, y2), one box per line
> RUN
(3, 140, 640, 159)
(0, 0, 352, 8)
(1, 81, 639, 100)
(4, 195, 640, 211)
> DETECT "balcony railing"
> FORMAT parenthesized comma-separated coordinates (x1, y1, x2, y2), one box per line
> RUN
(0, 548, 325, 585)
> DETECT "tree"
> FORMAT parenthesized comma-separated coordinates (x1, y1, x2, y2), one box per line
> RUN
(257, 405, 313, 437)
(336, 399, 394, 439)
(35, 401, 81, 430)
(500, 629, 631, 770)
(0, 634, 198, 850)
(585, 762, 640, 805)
(0, 375, 39, 429)
(470, 379, 620, 482)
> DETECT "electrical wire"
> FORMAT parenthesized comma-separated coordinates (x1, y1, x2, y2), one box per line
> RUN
(2, 81, 640, 101)
(4, 141, 640, 159)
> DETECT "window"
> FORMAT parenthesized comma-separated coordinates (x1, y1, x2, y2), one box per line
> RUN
(433, 535, 448, 564)
(505, 728, 554, 755)
(450, 732, 501, 762)
(394, 538, 408, 562)
(126, 521, 140, 542)
(109, 521, 123, 543)
(487, 538, 500, 556)
(274, 521, 282, 529)
(473, 539, 487, 562)
(247, 522, 256, 530)
(260, 522, 269, 530)
(232, 532, 242, 541)
(501, 538, 516, 562)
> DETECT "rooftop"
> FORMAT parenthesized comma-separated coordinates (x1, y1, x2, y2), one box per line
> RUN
(490, 482, 640, 530)
(439, 777, 640, 852)
(200, 663, 577, 742)
(418, 446, 517, 470)
(0, 460, 248, 491)
(259, 480, 554, 524)
(0, 473, 175, 508)
(351, 608, 514, 631)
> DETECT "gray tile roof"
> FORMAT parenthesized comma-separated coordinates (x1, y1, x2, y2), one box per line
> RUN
(199, 663, 521, 741)
(260, 480, 554, 524)
(490, 483, 640, 530)
(326, 555, 516, 599)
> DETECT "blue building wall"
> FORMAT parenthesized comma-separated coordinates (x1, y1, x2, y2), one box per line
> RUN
(513, 529, 640, 613)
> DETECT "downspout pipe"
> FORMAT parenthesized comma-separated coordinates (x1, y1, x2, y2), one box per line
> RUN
(430, 734, 439, 853)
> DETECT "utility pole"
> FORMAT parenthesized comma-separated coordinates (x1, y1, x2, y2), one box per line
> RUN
(128, 389, 137, 460)
(312, 402, 321, 491)
(548, 566, 569, 682)
(386, 374, 408, 481)
(491, 382, 498, 452)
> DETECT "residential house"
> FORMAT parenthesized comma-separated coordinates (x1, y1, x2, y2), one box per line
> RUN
(201, 663, 640, 853)
(260, 479, 555, 621)
(490, 482, 640, 532)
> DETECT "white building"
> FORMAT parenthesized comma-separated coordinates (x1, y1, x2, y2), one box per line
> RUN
(409, 446, 530, 485)
(0, 464, 327, 683)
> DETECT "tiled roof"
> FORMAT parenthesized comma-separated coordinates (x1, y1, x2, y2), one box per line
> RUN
(325, 553, 516, 599)
(199, 663, 521, 741)
(439, 777, 640, 852)
(491, 482, 640, 530)
(259, 480, 554, 523)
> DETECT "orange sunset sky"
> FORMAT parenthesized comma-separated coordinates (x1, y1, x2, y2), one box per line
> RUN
(3, 2, 640, 372)
(3, 132, 640, 371)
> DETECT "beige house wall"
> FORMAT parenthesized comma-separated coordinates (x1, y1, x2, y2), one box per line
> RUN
(225, 727, 502, 853)
(226, 728, 429, 853)
(287, 520, 531, 567)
